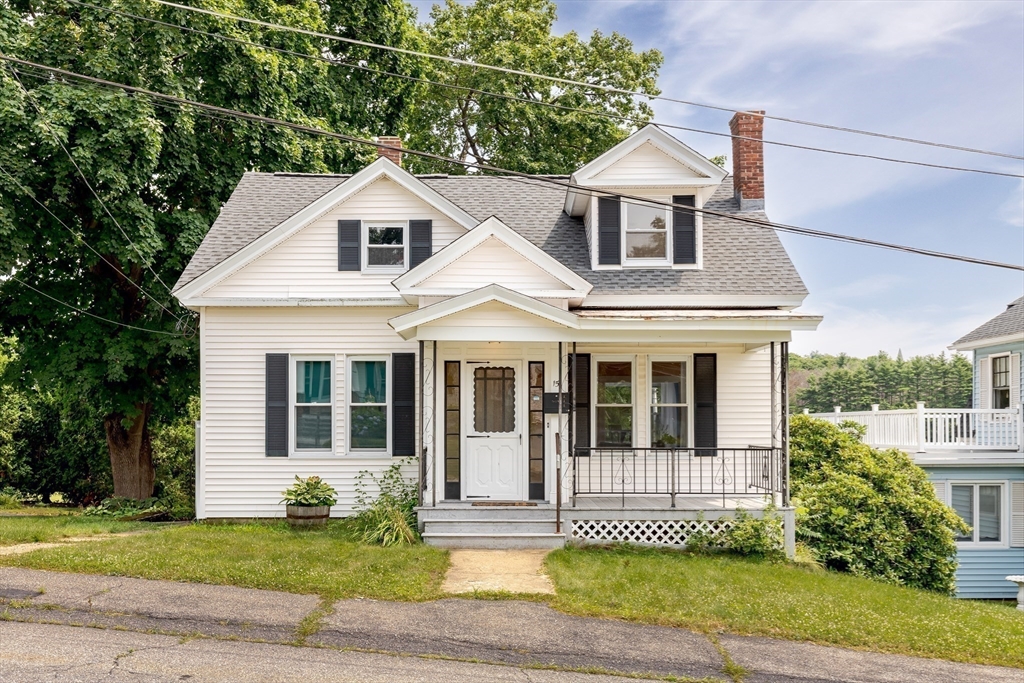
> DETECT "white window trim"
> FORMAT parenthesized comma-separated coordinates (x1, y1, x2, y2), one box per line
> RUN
(348, 355, 392, 456)
(948, 480, 1009, 548)
(990, 352, 1011, 410)
(591, 355, 637, 448)
(621, 197, 671, 267)
(363, 221, 409, 273)
(289, 355, 335, 457)
(647, 355, 693, 449)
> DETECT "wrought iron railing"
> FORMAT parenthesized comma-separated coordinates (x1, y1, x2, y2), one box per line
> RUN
(571, 447, 785, 508)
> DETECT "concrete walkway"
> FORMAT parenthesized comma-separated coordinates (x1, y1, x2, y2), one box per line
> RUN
(442, 549, 555, 594)
(0, 567, 1020, 683)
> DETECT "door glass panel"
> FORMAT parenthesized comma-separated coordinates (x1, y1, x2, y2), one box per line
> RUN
(950, 485, 974, 542)
(978, 485, 1001, 542)
(474, 366, 515, 433)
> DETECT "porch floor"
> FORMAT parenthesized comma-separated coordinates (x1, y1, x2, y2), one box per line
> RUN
(570, 494, 773, 511)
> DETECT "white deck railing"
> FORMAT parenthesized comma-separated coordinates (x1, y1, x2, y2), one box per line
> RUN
(806, 403, 1023, 452)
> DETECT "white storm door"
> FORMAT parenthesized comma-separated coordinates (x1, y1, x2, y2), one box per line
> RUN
(465, 362, 524, 500)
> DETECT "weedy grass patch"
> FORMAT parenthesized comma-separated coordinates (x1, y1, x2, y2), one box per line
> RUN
(0, 519, 448, 602)
(0, 511, 150, 545)
(545, 544, 1024, 669)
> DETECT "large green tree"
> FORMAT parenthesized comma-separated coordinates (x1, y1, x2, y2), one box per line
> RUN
(406, 0, 662, 174)
(0, 0, 421, 498)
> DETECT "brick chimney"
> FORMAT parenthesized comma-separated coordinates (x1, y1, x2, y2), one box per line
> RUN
(728, 111, 765, 211)
(376, 135, 403, 166)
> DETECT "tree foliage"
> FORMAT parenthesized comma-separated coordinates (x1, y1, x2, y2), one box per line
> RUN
(790, 351, 973, 413)
(0, 0, 420, 497)
(406, 0, 662, 174)
(790, 415, 967, 594)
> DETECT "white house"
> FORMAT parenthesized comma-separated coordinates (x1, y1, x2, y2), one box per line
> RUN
(173, 115, 821, 551)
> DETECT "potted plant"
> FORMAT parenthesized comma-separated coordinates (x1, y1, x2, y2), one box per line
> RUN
(280, 475, 338, 527)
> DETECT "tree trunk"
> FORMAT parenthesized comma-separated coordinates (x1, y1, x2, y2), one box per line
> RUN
(104, 403, 155, 500)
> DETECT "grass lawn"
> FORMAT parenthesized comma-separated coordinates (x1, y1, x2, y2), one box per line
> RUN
(0, 510, 151, 546)
(0, 519, 448, 602)
(546, 545, 1024, 669)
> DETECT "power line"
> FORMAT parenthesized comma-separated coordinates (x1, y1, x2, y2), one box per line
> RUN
(65, 0, 1024, 179)
(2, 62, 183, 301)
(144, 0, 1024, 162)
(2, 55, 1021, 273)
(0, 161, 189, 326)
(4, 273, 184, 337)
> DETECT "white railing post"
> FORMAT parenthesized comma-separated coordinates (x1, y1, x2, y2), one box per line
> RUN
(1017, 404, 1023, 453)
(870, 405, 879, 444)
(916, 401, 927, 452)
(802, 408, 809, 415)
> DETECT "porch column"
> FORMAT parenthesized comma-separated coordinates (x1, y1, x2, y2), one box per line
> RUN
(420, 340, 437, 507)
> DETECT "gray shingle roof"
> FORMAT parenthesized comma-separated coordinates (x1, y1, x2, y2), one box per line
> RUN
(953, 296, 1024, 346)
(174, 171, 808, 299)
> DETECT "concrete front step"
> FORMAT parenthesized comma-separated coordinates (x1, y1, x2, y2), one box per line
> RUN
(424, 519, 559, 534)
(417, 506, 557, 522)
(422, 532, 566, 549)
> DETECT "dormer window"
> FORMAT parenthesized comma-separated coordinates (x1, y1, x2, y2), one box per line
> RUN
(366, 222, 407, 268)
(625, 201, 669, 262)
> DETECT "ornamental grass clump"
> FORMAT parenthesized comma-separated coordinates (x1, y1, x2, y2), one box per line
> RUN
(280, 475, 338, 507)
(354, 460, 418, 546)
(789, 415, 967, 594)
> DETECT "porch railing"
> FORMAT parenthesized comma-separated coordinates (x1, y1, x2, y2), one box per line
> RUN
(571, 447, 785, 508)
(806, 403, 1023, 452)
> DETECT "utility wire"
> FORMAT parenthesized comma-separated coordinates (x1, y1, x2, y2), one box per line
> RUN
(65, 0, 1024, 179)
(0, 161, 188, 326)
(143, 0, 1024, 162)
(3, 56, 1021, 273)
(2, 61, 183, 301)
(4, 273, 184, 336)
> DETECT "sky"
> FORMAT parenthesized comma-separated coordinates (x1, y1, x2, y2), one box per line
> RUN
(409, 0, 1024, 358)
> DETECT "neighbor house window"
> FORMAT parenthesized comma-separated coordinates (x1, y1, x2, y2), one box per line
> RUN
(951, 483, 1003, 544)
(595, 360, 633, 447)
(993, 355, 1010, 409)
(624, 201, 669, 261)
(365, 223, 406, 268)
(651, 360, 688, 448)
(294, 359, 332, 451)
(350, 358, 388, 450)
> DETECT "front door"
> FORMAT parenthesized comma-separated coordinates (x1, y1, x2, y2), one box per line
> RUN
(465, 362, 523, 500)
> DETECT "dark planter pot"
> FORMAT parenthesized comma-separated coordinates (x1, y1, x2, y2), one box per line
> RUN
(285, 504, 331, 527)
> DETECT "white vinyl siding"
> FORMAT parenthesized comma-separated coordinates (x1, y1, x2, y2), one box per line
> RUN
(590, 141, 707, 184)
(199, 306, 417, 518)
(203, 177, 465, 299)
(417, 237, 567, 292)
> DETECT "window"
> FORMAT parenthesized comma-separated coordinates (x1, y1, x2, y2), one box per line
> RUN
(951, 483, 1003, 544)
(350, 358, 388, 450)
(365, 223, 406, 268)
(294, 359, 332, 451)
(473, 366, 516, 433)
(595, 361, 633, 447)
(993, 355, 1010, 409)
(651, 360, 688, 448)
(624, 201, 669, 261)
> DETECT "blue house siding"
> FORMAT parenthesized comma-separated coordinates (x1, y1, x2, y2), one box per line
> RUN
(971, 340, 1023, 408)
(924, 465, 1024, 599)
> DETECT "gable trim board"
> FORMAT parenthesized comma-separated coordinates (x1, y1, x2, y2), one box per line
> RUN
(951, 332, 1024, 352)
(174, 158, 479, 302)
(393, 216, 592, 301)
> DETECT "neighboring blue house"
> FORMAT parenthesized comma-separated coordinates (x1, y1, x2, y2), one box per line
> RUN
(812, 296, 1022, 598)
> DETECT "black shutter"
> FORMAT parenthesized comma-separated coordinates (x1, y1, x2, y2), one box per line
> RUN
(265, 353, 289, 457)
(693, 354, 717, 456)
(392, 353, 416, 456)
(338, 219, 361, 271)
(569, 354, 591, 453)
(672, 195, 696, 265)
(597, 197, 621, 265)
(409, 219, 432, 268)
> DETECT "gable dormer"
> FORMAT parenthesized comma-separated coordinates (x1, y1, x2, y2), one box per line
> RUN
(564, 125, 727, 272)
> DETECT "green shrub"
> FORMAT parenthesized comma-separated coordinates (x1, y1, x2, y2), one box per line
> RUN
(789, 415, 967, 594)
(725, 507, 784, 559)
(83, 496, 165, 518)
(150, 396, 199, 519)
(280, 475, 339, 507)
(354, 460, 418, 546)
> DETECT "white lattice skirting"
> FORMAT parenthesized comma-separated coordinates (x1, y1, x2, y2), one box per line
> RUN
(569, 518, 736, 547)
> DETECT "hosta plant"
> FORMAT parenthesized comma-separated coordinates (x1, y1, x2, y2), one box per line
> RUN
(280, 476, 338, 507)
